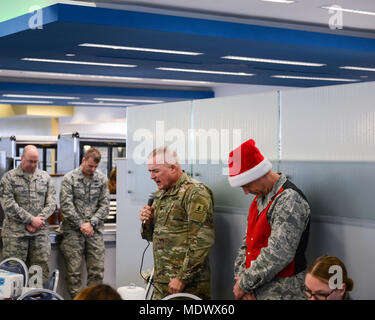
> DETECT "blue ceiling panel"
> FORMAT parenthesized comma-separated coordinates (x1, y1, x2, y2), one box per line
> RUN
(0, 3, 374, 105)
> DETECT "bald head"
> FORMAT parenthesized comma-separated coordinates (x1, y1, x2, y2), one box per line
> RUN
(21, 145, 39, 173)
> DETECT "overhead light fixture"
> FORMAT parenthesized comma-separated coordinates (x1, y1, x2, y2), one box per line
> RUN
(160, 79, 213, 84)
(261, 0, 295, 3)
(79, 43, 203, 56)
(271, 75, 358, 82)
(0, 99, 53, 104)
(21, 58, 137, 68)
(68, 102, 134, 107)
(222, 56, 325, 67)
(3, 94, 80, 100)
(94, 98, 164, 103)
(156, 67, 254, 76)
(340, 66, 375, 72)
(321, 6, 375, 16)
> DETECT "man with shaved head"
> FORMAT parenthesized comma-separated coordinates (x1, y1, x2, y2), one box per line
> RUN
(0, 145, 56, 284)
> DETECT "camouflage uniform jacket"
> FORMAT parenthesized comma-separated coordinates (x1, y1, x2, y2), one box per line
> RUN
(234, 173, 310, 300)
(0, 166, 56, 237)
(59, 167, 109, 233)
(141, 172, 214, 285)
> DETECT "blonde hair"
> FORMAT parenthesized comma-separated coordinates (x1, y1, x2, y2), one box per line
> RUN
(307, 255, 354, 292)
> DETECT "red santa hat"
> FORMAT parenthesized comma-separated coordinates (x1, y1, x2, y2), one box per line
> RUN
(228, 139, 272, 188)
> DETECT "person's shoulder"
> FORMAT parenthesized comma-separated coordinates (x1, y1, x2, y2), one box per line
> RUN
(1, 168, 19, 182)
(36, 169, 52, 179)
(183, 177, 213, 200)
(94, 169, 107, 182)
(62, 168, 79, 181)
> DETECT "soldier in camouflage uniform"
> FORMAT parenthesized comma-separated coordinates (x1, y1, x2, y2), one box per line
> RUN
(59, 148, 109, 299)
(228, 139, 310, 300)
(140, 147, 214, 300)
(0, 145, 56, 284)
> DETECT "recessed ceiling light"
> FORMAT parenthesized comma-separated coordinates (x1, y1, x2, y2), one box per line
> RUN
(271, 75, 358, 82)
(21, 58, 137, 68)
(340, 66, 375, 72)
(156, 67, 254, 76)
(261, 0, 295, 4)
(321, 6, 375, 16)
(0, 99, 53, 104)
(222, 56, 325, 67)
(65, 54, 76, 57)
(79, 43, 203, 56)
(3, 94, 80, 100)
(94, 98, 164, 103)
(68, 102, 134, 107)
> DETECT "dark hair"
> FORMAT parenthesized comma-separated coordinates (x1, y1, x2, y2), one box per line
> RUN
(74, 284, 122, 300)
(84, 147, 101, 163)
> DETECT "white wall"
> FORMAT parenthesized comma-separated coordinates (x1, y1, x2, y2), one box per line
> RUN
(58, 107, 127, 137)
(214, 84, 295, 97)
(0, 117, 51, 136)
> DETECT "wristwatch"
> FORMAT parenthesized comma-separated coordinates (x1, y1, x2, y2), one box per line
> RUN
(90, 220, 97, 229)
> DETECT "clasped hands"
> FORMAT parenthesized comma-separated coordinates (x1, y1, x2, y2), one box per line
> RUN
(233, 276, 256, 300)
(80, 222, 94, 237)
(26, 216, 45, 233)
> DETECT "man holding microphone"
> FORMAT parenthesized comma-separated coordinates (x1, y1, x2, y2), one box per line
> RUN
(140, 147, 215, 300)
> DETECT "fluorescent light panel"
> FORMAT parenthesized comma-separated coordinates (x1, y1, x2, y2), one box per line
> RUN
(79, 43, 203, 56)
(222, 56, 325, 67)
(340, 66, 375, 72)
(261, 0, 295, 4)
(68, 102, 134, 107)
(160, 79, 213, 84)
(94, 98, 164, 103)
(0, 99, 53, 104)
(3, 94, 79, 100)
(271, 75, 358, 82)
(22, 58, 136, 68)
(321, 6, 375, 16)
(156, 67, 254, 76)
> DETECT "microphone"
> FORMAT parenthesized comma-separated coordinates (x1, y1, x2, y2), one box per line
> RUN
(147, 192, 155, 207)
(143, 192, 155, 225)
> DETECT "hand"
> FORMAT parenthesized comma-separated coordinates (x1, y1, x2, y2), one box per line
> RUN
(168, 278, 185, 294)
(80, 222, 94, 237)
(241, 293, 257, 300)
(26, 224, 37, 233)
(140, 205, 154, 227)
(30, 216, 45, 229)
(233, 278, 246, 300)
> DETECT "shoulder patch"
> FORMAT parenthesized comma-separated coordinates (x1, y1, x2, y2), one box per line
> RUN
(189, 194, 209, 223)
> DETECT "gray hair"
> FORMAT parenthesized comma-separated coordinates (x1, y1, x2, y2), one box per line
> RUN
(147, 147, 180, 166)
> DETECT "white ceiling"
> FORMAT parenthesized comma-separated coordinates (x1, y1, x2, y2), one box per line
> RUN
(91, 0, 375, 35)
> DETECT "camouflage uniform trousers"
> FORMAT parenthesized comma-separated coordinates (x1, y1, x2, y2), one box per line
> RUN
(153, 281, 211, 300)
(60, 230, 105, 299)
(2, 234, 51, 284)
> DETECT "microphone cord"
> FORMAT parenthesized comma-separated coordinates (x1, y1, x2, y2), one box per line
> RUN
(139, 237, 163, 298)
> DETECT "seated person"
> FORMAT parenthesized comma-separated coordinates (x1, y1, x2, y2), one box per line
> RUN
(74, 284, 122, 300)
(304, 255, 354, 300)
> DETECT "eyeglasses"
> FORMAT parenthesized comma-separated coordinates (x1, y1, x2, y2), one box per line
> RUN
(303, 285, 337, 300)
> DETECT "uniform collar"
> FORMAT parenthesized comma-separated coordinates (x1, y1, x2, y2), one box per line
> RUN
(256, 173, 287, 211)
(157, 171, 189, 198)
(15, 166, 40, 181)
(77, 166, 97, 181)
